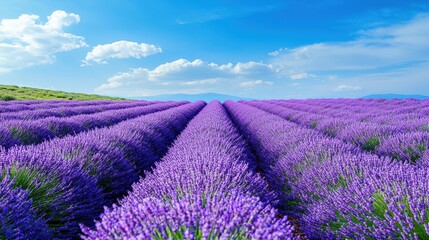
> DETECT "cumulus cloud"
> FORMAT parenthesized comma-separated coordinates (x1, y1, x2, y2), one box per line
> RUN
(83, 40, 162, 65)
(272, 14, 429, 71)
(0, 10, 86, 73)
(334, 84, 363, 92)
(95, 13, 429, 98)
(96, 58, 279, 96)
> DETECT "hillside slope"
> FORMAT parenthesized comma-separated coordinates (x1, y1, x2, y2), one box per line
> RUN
(0, 85, 125, 100)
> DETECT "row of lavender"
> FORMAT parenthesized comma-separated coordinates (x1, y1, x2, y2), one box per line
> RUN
(269, 98, 429, 116)
(246, 99, 429, 165)
(0, 101, 183, 149)
(271, 99, 429, 139)
(0, 102, 205, 239)
(230, 100, 428, 238)
(0, 100, 155, 121)
(0, 100, 121, 113)
(82, 102, 295, 239)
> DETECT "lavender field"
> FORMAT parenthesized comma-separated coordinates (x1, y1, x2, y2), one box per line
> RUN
(1, 99, 429, 239)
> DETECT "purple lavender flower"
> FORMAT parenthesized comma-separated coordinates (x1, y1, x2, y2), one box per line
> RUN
(0, 177, 51, 240)
(122, 101, 275, 206)
(0, 101, 184, 149)
(269, 138, 359, 210)
(82, 101, 294, 239)
(302, 158, 429, 239)
(377, 132, 429, 163)
(0, 101, 205, 238)
(81, 191, 294, 240)
(0, 146, 104, 238)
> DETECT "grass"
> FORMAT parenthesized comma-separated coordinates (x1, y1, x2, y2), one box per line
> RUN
(0, 84, 126, 100)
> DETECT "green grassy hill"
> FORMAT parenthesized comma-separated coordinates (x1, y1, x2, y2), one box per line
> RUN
(0, 85, 126, 100)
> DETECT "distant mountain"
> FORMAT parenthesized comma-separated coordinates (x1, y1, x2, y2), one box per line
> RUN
(363, 94, 429, 100)
(133, 93, 252, 102)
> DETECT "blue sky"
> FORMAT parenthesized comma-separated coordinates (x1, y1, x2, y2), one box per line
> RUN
(0, 0, 428, 99)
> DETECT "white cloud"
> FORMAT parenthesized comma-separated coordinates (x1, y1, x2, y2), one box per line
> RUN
(230, 61, 279, 75)
(290, 72, 315, 80)
(327, 75, 338, 80)
(146, 59, 280, 82)
(83, 40, 162, 65)
(149, 59, 216, 80)
(272, 14, 429, 71)
(332, 62, 429, 96)
(240, 80, 273, 87)
(95, 13, 429, 98)
(334, 84, 363, 92)
(182, 78, 219, 85)
(176, 13, 226, 25)
(45, 10, 81, 30)
(0, 10, 86, 73)
(268, 48, 288, 56)
(96, 58, 279, 96)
